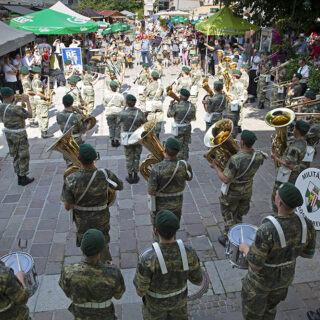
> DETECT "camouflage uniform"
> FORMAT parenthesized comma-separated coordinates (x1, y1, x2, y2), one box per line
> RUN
(82, 73, 95, 115)
(220, 150, 265, 234)
(190, 68, 202, 105)
(270, 68, 287, 109)
(205, 93, 227, 131)
(105, 74, 119, 91)
(0, 103, 30, 176)
(119, 108, 146, 174)
(61, 168, 123, 261)
(148, 158, 193, 225)
(242, 214, 316, 320)
(153, 65, 163, 78)
(64, 67, 74, 90)
(68, 86, 85, 107)
(56, 110, 86, 166)
(104, 90, 125, 142)
(32, 77, 48, 132)
(133, 241, 203, 320)
(59, 260, 125, 320)
(109, 60, 123, 81)
(144, 80, 164, 135)
(21, 77, 36, 124)
(256, 75, 268, 106)
(0, 262, 30, 320)
(137, 70, 151, 111)
(175, 76, 192, 93)
(239, 71, 249, 89)
(167, 101, 196, 160)
(271, 138, 307, 212)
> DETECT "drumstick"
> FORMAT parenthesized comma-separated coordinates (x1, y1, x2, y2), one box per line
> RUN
(16, 253, 21, 271)
(241, 226, 244, 244)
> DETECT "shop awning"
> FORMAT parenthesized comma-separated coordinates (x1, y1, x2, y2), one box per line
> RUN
(2, 5, 34, 15)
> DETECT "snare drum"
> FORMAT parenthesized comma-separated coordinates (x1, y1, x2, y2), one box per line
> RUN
(225, 224, 258, 269)
(1, 253, 39, 297)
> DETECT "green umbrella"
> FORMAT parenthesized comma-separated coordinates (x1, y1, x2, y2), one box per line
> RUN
(9, 8, 98, 34)
(191, 19, 204, 25)
(97, 21, 110, 28)
(170, 16, 188, 23)
(102, 22, 131, 35)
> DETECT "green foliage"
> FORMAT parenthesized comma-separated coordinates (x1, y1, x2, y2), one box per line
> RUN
(78, 0, 142, 13)
(308, 66, 320, 93)
(137, 8, 144, 20)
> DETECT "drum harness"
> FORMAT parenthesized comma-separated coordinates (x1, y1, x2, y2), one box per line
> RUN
(205, 95, 225, 123)
(2, 104, 26, 134)
(0, 302, 13, 313)
(147, 239, 189, 298)
(263, 214, 307, 268)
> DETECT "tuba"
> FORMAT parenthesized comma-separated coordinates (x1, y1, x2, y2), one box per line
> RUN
(216, 50, 224, 64)
(128, 120, 165, 180)
(47, 127, 116, 206)
(265, 108, 295, 169)
(201, 78, 214, 105)
(72, 106, 96, 130)
(204, 119, 239, 170)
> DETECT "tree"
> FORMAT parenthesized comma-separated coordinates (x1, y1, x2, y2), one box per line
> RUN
(78, 0, 143, 13)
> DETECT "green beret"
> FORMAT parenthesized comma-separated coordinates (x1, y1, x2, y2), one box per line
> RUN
(155, 210, 180, 233)
(109, 70, 116, 74)
(157, 59, 163, 62)
(232, 58, 239, 62)
(81, 229, 106, 256)
(241, 130, 257, 145)
(69, 76, 79, 84)
(180, 88, 190, 98)
(62, 94, 74, 105)
(83, 64, 90, 71)
(165, 137, 181, 151)
(305, 88, 316, 99)
(110, 80, 118, 87)
(293, 73, 302, 79)
(32, 66, 42, 73)
(232, 69, 242, 76)
(20, 66, 29, 75)
(214, 81, 223, 86)
(142, 63, 149, 68)
(295, 120, 310, 133)
(314, 104, 320, 112)
(0, 87, 14, 98)
(151, 71, 159, 78)
(65, 59, 72, 65)
(78, 144, 98, 161)
(126, 94, 137, 102)
(278, 182, 303, 208)
(241, 64, 249, 69)
(182, 66, 190, 72)
(111, 52, 117, 56)
(191, 60, 199, 64)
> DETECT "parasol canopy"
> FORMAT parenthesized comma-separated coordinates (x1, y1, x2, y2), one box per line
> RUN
(102, 22, 131, 35)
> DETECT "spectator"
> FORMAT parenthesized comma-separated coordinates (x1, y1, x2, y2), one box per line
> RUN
(12, 53, 23, 93)
(69, 39, 81, 48)
(182, 37, 192, 66)
(141, 36, 152, 67)
(84, 35, 94, 64)
(171, 36, 180, 65)
(3, 56, 18, 92)
(197, 37, 206, 71)
(293, 33, 309, 55)
(38, 37, 52, 54)
(22, 50, 34, 71)
(297, 58, 309, 94)
(41, 47, 50, 74)
(53, 38, 65, 70)
(314, 53, 320, 67)
(133, 37, 142, 66)
(311, 38, 320, 59)
(33, 48, 42, 67)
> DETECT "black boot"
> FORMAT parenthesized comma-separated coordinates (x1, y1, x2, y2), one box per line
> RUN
(41, 131, 53, 139)
(19, 175, 34, 186)
(133, 172, 140, 184)
(218, 235, 227, 247)
(111, 139, 115, 147)
(17, 175, 22, 185)
(29, 122, 39, 128)
(126, 173, 134, 184)
(258, 102, 264, 109)
(115, 140, 120, 147)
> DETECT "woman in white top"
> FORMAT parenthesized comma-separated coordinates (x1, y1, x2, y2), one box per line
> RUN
(33, 48, 42, 67)
(133, 37, 142, 66)
(3, 56, 18, 92)
(69, 38, 81, 48)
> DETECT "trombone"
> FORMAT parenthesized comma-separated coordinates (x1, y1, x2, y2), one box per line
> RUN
(284, 99, 320, 109)
(254, 60, 290, 82)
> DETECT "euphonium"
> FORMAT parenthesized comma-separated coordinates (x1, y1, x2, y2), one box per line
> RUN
(204, 119, 239, 170)
(216, 50, 224, 64)
(230, 62, 237, 70)
(47, 127, 116, 206)
(72, 106, 96, 130)
(201, 78, 214, 105)
(265, 108, 295, 169)
(128, 120, 165, 180)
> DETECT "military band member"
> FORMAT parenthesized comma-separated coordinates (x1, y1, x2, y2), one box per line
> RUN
(61, 144, 123, 262)
(305, 104, 320, 147)
(0, 260, 30, 320)
(144, 71, 164, 138)
(239, 64, 250, 90)
(153, 59, 164, 78)
(119, 94, 146, 184)
(167, 89, 196, 161)
(104, 81, 125, 147)
(137, 64, 152, 110)
(271, 120, 309, 212)
(175, 66, 192, 93)
(203, 81, 227, 131)
(240, 183, 316, 320)
(286, 73, 303, 103)
(59, 229, 125, 320)
(108, 52, 124, 85)
(68, 76, 85, 108)
(31, 66, 53, 138)
(82, 64, 99, 115)
(270, 59, 287, 109)
(256, 62, 271, 109)
(299, 87, 317, 114)
(210, 130, 266, 247)
(190, 60, 202, 106)
(0, 87, 34, 186)
(20, 66, 37, 128)
(64, 59, 75, 90)
(134, 210, 203, 320)
(105, 70, 119, 91)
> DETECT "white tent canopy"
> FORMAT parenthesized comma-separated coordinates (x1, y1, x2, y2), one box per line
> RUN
(156, 10, 189, 16)
(50, 1, 90, 20)
(121, 10, 135, 17)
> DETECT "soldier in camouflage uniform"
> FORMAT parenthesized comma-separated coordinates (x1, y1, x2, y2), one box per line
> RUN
(143, 71, 164, 138)
(104, 81, 125, 147)
(167, 89, 196, 161)
(20, 66, 38, 128)
(56, 94, 88, 167)
(147, 137, 193, 227)
(256, 62, 271, 109)
(0, 261, 30, 320)
(306, 104, 320, 147)
(153, 59, 164, 78)
(133, 210, 203, 320)
(108, 52, 124, 86)
(31, 66, 53, 138)
(286, 73, 303, 103)
(271, 120, 309, 213)
(68, 75, 85, 108)
(105, 70, 119, 91)
(203, 81, 227, 131)
(137, 63, 152, 111)
(119, 94, 146, 184)
(210, 130, 266, 246)
(175, 66, 192, 94)
(270, 59, 287, 109)
(0, 87, 34, 186)
(61, 144, 123, 262)
(239, 183, 316, 320)
(82, 64, 98, 115)
(59, 229, 125, 320)
(189, 60, 202, 106)
(239, 64, 249, 90)
(64, 59, 75, 90)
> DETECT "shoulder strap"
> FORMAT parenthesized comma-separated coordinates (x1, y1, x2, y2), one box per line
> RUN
(129, 110, 139, 132)
(234, 151, 257, 181)
(63, 113, 74, 134)
(75, 170, 98, 204)
(158, 160, 181, 193)
(296, 213, 307, 244)
(265, 216, 286, 248)
(179, 160, 191, 179)
(177, 239, 189, 271)
(180, 102, 192, 124)
(106, 93, 117, 107)
(152, 242, 168, 274)
(3, 104, 12, 122)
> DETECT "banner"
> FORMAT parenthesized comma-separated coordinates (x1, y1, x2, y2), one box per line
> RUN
(62, 47, 82, 72)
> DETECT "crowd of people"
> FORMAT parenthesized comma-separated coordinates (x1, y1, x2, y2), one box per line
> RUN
(0, 15, 320, 320)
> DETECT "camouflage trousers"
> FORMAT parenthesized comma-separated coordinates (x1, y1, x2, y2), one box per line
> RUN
(85, 99, 95, 115)
(147, 111, 163, 135)
(142, 303, 187, 320)
(220, 191, 251, 234)
(176, 133, 191, 161)
(270, 86, 285, 110)
(1, 304, 30, 320)
(70, 304, 117, 320)
(5, 133, 30, 176)
(225, 112, 240, 138)
(107, 114, 120, 140)
(124, 144, 143, 173)
(29, 100, 37, 124)
(242, 277, 288, 320)
(257, 85, 266, 104)
(205, 114, 222, 132)
(36, 101, 49, 131)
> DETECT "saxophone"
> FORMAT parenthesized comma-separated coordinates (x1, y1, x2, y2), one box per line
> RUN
(221, 57, 232, 92)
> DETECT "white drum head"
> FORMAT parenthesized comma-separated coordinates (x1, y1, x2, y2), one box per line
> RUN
(0, 253, 33, 275)
(228, 224, 258, 247)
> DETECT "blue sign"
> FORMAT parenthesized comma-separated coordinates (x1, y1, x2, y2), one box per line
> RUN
(62, 48, 82, 72)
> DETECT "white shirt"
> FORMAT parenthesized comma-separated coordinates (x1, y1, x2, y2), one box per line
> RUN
(250, 55, 261, 70)
(54, 42, 65, 55)
(3, 64, 17, 82)
(22, 56, 34, 70)
(84, 40, 93, 50)
(12, 59, 21, 71)
(298, 64, 309, 83)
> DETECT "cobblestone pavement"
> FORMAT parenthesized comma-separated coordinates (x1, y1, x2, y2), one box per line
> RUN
(0, 64, 319, 320)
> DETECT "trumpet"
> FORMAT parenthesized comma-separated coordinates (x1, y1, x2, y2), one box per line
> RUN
(279, 81, 296, 89)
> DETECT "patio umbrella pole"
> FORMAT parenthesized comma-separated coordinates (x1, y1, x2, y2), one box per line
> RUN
(205, 25, 209, 76)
